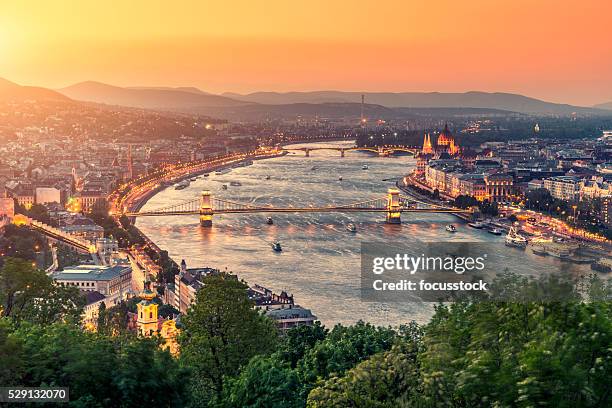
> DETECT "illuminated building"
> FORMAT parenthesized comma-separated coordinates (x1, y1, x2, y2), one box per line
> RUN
(435, 123, 460, 156)
(137, 281, 159, 337)
(484, 173, 514, 202)
(136, 281, 180, 354)
(53, 264, 132, 300)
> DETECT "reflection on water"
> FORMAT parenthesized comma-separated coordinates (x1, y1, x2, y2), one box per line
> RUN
(137, 142, 589, 326)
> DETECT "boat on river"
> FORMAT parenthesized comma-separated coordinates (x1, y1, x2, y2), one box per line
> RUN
(445, 224, 457, 233)
(271, 242, 282, 252)
(346, 223, 357, 233)
(591, 258, 612, 272)
(266, 217, 274, 225)
(468, 221, 484, 229)
(505, 226, 527, 249)
(488, 228, 503, 235)
(175, 180, 189, 190)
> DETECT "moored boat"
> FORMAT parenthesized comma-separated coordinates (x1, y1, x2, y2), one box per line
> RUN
(505, 226, 527, 249)
(591, 258, 612, 272)
(468, 221, 484, 229)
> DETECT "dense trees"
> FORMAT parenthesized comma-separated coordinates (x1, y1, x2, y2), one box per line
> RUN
(179, 275, 279, 405)
(0, 257, 84, 324)
(1, 253, 610, 407)
(453, 195, 498, 216)
(0, 322, 190, 407)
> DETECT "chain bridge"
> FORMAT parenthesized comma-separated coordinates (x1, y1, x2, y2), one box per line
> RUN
(124, 188, 470, 226)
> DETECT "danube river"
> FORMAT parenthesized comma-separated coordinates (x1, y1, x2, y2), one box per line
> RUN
(137, 142, 590, 326)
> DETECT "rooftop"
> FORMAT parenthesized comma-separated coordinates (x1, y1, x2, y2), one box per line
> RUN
(53, 264, 131, 282)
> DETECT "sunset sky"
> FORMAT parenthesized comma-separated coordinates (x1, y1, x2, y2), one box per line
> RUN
(1, 0, 611, 106)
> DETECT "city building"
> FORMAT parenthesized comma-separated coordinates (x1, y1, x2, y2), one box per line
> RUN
(264, 306, 318, 332)
(53, 264, 132, 302)
(35, 187, 61, 205)
(137, 282, 159, 337)
(484, 173, 514, 202)
(543, 176, 581, 201)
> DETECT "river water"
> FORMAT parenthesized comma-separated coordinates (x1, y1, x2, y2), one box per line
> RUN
(137, 142, 590, 326)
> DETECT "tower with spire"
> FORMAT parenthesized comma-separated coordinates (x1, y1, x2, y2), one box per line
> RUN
(422, 133, 433, 154)
(137, 280, 158, 337)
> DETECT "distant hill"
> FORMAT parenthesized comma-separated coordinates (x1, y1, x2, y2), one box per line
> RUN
(192, 103, 516, 121)
(128, 86, 210, 95)
(593, 101, 612, 110)
(58, 81, 247, 109)
(222, 91, 603, 115)
(0, 78, 70, 102)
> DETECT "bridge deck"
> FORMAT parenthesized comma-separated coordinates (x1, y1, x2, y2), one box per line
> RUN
(127, 207, 468, 216)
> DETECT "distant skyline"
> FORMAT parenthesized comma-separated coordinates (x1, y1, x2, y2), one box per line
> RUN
(1, 0, 611, 106)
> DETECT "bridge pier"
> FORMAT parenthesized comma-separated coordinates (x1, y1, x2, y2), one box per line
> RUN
(199, 191, 213, 227)
(304, 149, 310, 157)
(340, 148, 345, 157)
(386, 188, 401, 224)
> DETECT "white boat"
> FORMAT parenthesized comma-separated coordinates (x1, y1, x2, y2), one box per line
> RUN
(445, 224, 457, 233)
(362, 164, 369, 170)
(174, 180, 190, 190)
(229, 181, 242, 186)
(505, 226, 527, 249)
(346, 223, 357, 232)
(265, 175, 271, 180)
(488, 228, 503, 235)
(266, 217, 274, 225)
(215, 168, 231, 175)
(338, 176, 343, 181)
(271, 242, 282, 252)
(468, 221, 484, 229)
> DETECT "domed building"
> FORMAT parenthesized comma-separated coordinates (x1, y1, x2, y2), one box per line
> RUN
(416, 124, 460, 176)
(435, 123, 459, 156)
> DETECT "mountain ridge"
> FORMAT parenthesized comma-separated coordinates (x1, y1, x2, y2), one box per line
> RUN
(221, 90, 599, 115)
(593, 101, 612, 110)
(0, 77, 71, 102)
(58, 81, 247, 109)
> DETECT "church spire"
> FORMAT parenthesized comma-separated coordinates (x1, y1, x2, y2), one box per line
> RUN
(422, 133, 433, 154)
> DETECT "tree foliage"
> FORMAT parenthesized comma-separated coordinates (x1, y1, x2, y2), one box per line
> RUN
(179, 275, 279, 406)
(0, 257, 84, 324)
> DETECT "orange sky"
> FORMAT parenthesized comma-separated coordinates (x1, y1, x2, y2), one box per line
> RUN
(1, 0, 611, 105)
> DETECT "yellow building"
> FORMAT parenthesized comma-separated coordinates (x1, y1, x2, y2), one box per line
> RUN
(136, 281, 180, 355)
(137, 282, 159, 337)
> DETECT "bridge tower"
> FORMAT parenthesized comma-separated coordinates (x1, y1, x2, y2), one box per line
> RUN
(386, 188, 401, 224)
(199, 191, 213, 227)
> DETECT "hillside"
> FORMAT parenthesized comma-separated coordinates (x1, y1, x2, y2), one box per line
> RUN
(58, 81, 247, 109)
(222, 90, 603, 115)
(593, 101, 612, 110)
(0, 78, 70, 102)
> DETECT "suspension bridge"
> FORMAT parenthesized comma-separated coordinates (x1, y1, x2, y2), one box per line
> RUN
(283, 146, 419, 157)
(124, 188, 471, 226)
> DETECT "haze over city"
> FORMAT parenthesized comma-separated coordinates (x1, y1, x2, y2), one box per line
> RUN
(1, 0, 611, 106)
